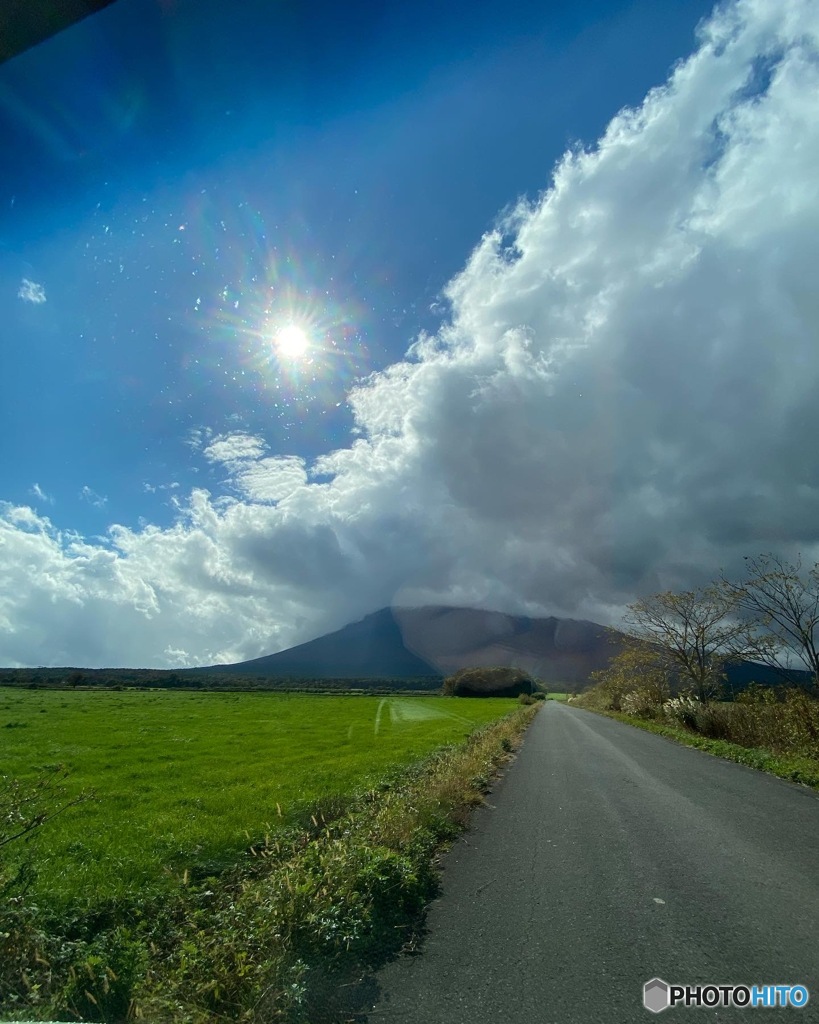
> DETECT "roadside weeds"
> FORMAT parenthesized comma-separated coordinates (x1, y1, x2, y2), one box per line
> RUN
(576, 706, 819, 792)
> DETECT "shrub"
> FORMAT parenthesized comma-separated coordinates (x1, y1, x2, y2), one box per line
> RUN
(735, 683, 778, 706)
(443, 667, 535, 698)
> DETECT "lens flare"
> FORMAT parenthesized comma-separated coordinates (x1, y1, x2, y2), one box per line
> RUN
(182, 192, 374, 436)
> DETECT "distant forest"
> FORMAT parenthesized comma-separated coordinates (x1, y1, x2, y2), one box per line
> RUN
(0, 667, 443, 694)
(0, 661, 811, 696)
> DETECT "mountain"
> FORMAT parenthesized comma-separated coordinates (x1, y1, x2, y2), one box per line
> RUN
(723, 659, 812, 693)
(197, 604, 813, 693)
(202, 606, 621, 687)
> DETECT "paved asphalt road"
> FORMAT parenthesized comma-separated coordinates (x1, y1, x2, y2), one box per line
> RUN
(367, 702, 819, 1023)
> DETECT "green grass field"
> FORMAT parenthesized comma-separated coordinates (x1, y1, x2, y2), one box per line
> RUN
(1, 688, 515, 910)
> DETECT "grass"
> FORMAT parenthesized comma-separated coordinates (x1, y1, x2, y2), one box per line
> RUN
(544, 691, 568, 701)
(0, 689, 515, 911)
(1, 692, 537, 1023)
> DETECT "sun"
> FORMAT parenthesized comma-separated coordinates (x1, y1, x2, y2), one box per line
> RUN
(275, 323, 310, 360)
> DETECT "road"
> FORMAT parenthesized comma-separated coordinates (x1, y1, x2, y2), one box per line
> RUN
(367, 701, 819, 1023)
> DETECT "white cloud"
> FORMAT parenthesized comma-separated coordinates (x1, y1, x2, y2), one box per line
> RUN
(143, 481, 180, 494)
(3, 0, 819, 667)
(203, 432, 267, 466)
(79, 486, 108, 509)
(164, 646, 195, 667)
(29, 483, 53, 505)
(232, 457, 308, 503)
(18, 278, 46, 304)
(200, 433, 307, 502)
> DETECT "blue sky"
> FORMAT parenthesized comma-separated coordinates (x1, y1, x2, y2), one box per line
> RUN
(3, 0, 818, 667)
(2, 0, 712, 534)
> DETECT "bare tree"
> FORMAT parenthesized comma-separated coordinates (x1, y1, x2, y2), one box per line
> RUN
(721, 554, 819, 691)
(620, 586, 756, 702)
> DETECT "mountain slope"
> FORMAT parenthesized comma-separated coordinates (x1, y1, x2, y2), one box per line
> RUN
(206, 607, 440, 679)
(394, 606, 617, 684)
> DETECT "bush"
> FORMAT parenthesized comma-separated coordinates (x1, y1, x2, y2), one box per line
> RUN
(517, 693, 535, 705)
(442, 666, 535, 698)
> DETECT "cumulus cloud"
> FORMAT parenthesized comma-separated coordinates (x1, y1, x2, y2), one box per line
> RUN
(18, 278, 46, 304)
(2, 0, 819, 667)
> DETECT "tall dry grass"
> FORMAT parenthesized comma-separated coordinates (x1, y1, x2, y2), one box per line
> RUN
(663, 688, 819, 757)
(577, 676, 819, 764)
